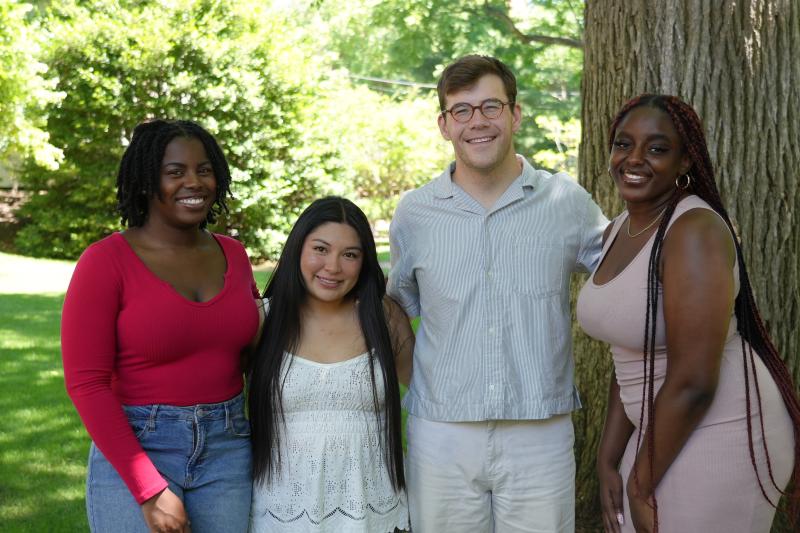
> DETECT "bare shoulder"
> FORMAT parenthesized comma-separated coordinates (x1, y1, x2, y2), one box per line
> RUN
(663, 207, 735, 267)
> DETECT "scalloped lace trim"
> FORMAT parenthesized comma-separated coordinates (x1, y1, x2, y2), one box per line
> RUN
(265, 498, 402, 525)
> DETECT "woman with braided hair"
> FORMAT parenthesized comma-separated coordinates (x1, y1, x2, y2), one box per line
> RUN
(62, 119, 261, 532)
(577, 94, 800, 532)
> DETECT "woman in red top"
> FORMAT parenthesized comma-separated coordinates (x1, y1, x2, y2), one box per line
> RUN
(62, 120, 260, 533)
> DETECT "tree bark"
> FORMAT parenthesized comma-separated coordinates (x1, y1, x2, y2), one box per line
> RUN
(575, 1, 799, 530)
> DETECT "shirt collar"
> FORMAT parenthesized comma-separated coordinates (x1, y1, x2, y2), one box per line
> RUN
(433, 155, 542, 199)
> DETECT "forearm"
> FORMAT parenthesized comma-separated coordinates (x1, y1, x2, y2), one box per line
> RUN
(598, 374, 634, 469)
(396, 356, 412, 387)
(629, 380, 716, 497)
(393, 318, 415, 387)
(384, 295, 415, 387)
(596, 371, 634, 532)
(395, 348, 413, 387)
(241, 297, 266, 371)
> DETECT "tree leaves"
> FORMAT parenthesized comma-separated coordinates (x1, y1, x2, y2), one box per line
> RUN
(14, 0, 326, 260)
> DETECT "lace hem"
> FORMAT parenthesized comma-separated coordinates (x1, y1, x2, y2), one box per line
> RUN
(265, 498, 402, 524)
(251, 496, 409, 533)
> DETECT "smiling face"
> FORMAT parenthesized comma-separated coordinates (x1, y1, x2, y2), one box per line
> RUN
(438, 74, 521, 178)
(609, 105, 691, 207)
(147, 136, 217, 230)
(299, 222, 364, 306)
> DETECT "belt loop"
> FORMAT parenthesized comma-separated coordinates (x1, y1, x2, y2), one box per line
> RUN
(224, 398, 231, 430)
(148, 404, 159, 431)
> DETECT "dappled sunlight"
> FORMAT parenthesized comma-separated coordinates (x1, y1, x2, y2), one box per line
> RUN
(0, 253, 75, 295)
(0, 463, 87, 530)
(1, 309, 61, 325)
(0, 336, 61, 351)
(1, 347, 64, 377)
(1, 291, 89, 530)
(35, 367, 64, 384)
(0, 417, 89, 531)
(7, 409, 77, 436)
(0, 295, 65, 350)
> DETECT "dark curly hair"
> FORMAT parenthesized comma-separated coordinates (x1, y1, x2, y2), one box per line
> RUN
(116, 119, 232, 228)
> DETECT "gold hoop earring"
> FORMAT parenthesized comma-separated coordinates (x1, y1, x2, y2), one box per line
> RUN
(675, 173, 692, 190)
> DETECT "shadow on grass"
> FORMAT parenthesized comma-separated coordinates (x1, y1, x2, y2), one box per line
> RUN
(0, 293, 90, 532)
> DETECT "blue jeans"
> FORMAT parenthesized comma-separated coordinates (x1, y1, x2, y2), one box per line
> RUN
(86, 392, 252, 533)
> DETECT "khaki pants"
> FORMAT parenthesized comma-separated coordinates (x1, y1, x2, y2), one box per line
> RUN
(405, 414, 575, 533)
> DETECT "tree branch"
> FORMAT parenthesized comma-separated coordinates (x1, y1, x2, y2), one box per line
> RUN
(480, 4, 584, 49)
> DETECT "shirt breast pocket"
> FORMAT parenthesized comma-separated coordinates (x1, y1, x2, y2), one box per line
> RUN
(511, 238, 565, 298)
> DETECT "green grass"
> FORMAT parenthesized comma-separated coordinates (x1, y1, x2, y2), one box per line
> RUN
(253, 270, 270, 288)
(0, 252, 101, 529)
(0, 292, 89, 532)
(377, 249, 390, 265)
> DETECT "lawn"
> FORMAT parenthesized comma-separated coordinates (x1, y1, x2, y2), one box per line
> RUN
(0, 253, 83, 531)
(0, 290, 87, 532)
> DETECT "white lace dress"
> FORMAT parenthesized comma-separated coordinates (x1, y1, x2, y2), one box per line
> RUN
(249, 352, 409, 533)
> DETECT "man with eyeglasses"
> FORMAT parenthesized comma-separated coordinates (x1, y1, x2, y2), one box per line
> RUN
(387, 55, 607, 532)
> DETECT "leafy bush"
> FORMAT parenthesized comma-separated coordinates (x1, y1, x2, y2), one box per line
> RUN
(313, 79, 451, 222)
(14, 0, 335, 261)
(0, 1, 63, 171)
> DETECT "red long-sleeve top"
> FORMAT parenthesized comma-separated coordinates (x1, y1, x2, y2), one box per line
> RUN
(61, 232, 259, 504)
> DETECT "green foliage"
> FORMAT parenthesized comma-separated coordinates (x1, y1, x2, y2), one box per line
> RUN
(531, 115, 580, 172)
(14, 0, 334, 260)
(0, 0, 63, 172)
(7, 0, 586, 260)
(313, 77, 451, 221)
(321, 0, 584, 174)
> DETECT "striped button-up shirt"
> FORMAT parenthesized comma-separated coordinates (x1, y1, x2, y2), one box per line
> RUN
(388, 156, 607, 421)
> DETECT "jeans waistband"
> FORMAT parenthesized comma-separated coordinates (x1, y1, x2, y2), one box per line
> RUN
(122, 391, 245, 422)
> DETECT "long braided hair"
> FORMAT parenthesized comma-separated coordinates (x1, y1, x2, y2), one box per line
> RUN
(608, 94, 800, 529)
(116, 119, 232, 228)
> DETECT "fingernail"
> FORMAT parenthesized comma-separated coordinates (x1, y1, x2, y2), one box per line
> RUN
(616, 512, 624, 525)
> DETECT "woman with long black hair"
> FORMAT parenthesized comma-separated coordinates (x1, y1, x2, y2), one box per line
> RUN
(248, 196, 413, 532)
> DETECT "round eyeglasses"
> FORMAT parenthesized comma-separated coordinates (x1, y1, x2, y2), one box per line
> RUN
(441, 98, 512, 123)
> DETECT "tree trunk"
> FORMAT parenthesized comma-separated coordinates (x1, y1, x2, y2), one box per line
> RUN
(575, 1, 799, 530)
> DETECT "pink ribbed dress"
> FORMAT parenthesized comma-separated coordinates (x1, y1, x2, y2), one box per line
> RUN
(577, 195, 794, 532)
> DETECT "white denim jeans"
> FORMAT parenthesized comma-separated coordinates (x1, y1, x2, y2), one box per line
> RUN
(406, 413, 575, 533)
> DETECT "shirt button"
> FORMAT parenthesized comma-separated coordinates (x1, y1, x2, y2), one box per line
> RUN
(486, 270, 493, 279)
(488, 327, 495, 335)
(489, 384, 495, 391)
